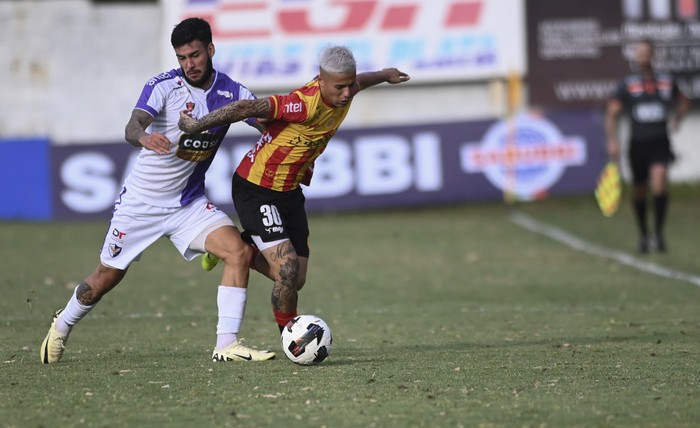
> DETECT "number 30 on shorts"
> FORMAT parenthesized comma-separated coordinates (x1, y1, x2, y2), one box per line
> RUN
(260, 204, 282, 227)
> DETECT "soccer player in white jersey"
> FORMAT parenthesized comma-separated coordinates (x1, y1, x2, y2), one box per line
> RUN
(40, 17, 275, 364)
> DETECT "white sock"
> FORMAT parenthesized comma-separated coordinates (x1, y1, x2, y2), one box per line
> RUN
(216, 286, 247, 349)
(55, 284, 94, 336)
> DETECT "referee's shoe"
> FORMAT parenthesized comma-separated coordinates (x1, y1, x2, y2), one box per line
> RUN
(654, 235, 667, 253)
(636, 236, 649, 254)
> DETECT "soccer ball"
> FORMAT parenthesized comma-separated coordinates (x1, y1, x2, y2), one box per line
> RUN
(281, 315, 333, 365)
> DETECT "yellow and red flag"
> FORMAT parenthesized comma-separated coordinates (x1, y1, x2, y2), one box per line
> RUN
(595, 162, 621, 217)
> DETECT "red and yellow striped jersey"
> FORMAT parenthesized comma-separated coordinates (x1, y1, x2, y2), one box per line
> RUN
(236, 78, 353, 191)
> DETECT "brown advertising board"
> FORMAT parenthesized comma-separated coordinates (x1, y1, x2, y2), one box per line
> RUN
(526, 0, 700, 108)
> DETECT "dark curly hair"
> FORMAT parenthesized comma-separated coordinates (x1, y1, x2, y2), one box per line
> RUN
(171, 17, 212, 49)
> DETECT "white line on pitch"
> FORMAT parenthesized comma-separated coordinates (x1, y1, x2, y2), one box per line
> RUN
(510, 211, 700, 287)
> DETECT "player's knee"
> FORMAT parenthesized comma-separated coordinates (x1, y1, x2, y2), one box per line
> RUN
(218, 241, 252, 269)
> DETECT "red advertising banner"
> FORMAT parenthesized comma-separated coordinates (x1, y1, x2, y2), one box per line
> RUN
(527, 0, 700, 108)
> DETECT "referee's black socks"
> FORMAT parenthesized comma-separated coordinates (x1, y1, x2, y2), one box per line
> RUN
(653, 193, 668, 239)
(633, 198, 649, 238)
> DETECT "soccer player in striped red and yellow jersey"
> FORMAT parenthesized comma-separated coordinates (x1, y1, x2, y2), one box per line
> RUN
(236, 76, 352, 191)
(179, 46, 409, 334)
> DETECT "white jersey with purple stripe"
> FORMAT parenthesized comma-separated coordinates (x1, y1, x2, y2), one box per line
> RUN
(124, 68, 256, 207)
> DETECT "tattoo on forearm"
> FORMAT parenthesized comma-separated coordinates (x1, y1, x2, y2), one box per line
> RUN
(125, 110, 153, 147)
(195, 98, 271, 131)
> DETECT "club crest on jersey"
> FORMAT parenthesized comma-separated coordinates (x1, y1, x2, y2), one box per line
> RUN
(324, 117, 336, 129)
(109, 244, 122, 258)
(176, 132, 222, 162)
(186, 102, 195, 112)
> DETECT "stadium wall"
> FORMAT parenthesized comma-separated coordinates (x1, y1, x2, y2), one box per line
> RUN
(0, 0, 509, 143)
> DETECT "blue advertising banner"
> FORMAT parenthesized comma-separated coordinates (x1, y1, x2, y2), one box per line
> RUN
(0, 138, 52, 220)
(48, 113, 606, 221)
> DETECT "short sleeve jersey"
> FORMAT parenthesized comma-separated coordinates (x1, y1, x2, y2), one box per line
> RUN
(125, 68, 257, 207)
(613, 73, 681, 143)
(236, 78, 353, 191)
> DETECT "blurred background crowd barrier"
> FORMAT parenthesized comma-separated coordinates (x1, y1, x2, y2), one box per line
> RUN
(2, 0, 698, 220)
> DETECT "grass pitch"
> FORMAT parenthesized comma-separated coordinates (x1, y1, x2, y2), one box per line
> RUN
(1, 186, 699, 427)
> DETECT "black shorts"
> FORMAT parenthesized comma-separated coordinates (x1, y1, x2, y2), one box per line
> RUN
(628, 138, 675, 185)
(231, 173, 310, 257)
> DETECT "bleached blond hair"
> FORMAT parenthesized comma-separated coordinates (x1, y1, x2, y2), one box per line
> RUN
(318, 45, 356, 75)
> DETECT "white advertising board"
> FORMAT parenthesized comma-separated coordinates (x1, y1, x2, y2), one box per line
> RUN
(161, 0, 525, 90)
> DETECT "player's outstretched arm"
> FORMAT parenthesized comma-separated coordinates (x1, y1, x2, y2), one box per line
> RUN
(178, 98, 272, 134)
(357, 68, 410, 91)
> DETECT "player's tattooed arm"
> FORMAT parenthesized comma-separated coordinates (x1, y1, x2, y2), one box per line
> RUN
(125, 109, 171, 155)
(357, 68, 410, 91)
(178, 98, 272, 134)
(125, 109, 153, 147)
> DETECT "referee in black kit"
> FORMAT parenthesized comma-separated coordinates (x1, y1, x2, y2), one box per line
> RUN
(605, 40, 690, 253)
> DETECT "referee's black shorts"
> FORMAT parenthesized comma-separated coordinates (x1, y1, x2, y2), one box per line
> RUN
(231, 173, 310, 258)
(628, 138, 675, 185)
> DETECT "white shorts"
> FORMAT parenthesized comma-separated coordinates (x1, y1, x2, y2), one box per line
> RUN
(99, 189, 234, 270)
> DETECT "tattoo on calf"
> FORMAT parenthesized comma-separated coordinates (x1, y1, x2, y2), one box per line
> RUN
(76, 282, 95, 306)
(270, 256, 299, 313)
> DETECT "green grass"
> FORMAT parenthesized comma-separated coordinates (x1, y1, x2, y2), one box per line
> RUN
(1, 186, 699, 427)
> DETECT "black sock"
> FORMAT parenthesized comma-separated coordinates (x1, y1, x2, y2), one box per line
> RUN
(653, 193, 668, 238)
(633, 199, 648, 238)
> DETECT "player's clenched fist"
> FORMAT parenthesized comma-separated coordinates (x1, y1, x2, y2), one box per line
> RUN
(382, 68, 410, 84)
(179, 111, 200, 134)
